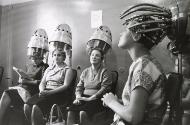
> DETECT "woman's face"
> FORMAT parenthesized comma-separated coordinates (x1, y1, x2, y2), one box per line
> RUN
(90, 50, 102, 65)
(53, 50, 65, 64)
(118, 28, 134, 49)
(30, 56, 42, 65)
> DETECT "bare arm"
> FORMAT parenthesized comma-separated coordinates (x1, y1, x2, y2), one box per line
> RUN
(102, 87, 148, 125)
(93, 70, 112, 98)
(20, 79, 39, 85)
(47, 68, 75, 95)
(75, 80, 84, 98)
(75, 70, 85, 97)
(39, 69, 48, 92)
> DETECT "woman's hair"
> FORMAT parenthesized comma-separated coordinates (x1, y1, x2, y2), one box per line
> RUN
(89, 47, 104, 60)
(128, 19, 168, 50)
(138, 33, 156, 50)
(120, 3, 172, 50)
(52, 48, 66, 61)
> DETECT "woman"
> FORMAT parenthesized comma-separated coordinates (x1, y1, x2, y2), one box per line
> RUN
(101, 5, 169, 124)
(0, 53, 48, 124)
(67, 48, 112, 125)
(24, 49, 75, 125)
(102, 22, 167, 125)
(0, 28, 49, 125)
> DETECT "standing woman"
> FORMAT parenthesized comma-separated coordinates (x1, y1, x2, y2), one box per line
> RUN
(102, 4, 171, 125)
(24, 49, 75, 125)
(67, 48, 112, 125)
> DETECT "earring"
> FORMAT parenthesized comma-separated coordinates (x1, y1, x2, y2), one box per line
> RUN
(132, 32, 141, 41)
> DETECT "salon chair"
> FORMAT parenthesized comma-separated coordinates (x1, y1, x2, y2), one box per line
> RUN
(161, 72, 183, 125)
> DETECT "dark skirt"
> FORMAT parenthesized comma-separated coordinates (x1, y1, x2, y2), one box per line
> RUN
(26, 91, 71, 115)
(68, 95, 106, 117)
(5, 89, 24, 108)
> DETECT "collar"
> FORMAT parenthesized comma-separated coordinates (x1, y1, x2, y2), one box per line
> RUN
(49, 62, 68, 70)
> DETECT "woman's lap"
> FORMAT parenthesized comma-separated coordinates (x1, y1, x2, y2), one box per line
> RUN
(5, 89, 24, 108)
(69, 99, 106, 117)
(36, 92, 70, 115)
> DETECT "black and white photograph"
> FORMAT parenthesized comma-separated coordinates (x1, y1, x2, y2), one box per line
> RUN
(0, 0, 189, 125)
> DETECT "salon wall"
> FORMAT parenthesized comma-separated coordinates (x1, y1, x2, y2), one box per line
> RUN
(0, 5, 1, 33)
(0, 2, 38, 89)
(0, 0, 175, 97)
(0, 5, 3, 93)
(0, 5, 13, 89)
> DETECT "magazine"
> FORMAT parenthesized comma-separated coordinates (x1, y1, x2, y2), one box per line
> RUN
(13, 66, 32, 80)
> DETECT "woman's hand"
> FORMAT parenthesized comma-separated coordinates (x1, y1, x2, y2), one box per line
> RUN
(18, 77, 24, 83)
(73, 95, 82, 105)
(101, 92, 118, 107)
(18, 77, 29, 84)
(73, 99, 82, 105)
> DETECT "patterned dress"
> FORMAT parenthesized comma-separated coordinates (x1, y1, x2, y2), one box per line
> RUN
(114, 55, 167, 125)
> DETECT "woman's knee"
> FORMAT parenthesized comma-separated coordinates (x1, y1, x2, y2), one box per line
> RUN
(80, 111, 87, 118)
(68, 111, 74, 116)
(32, 105, 40, 113)
(24, 104, 29, 109)
(31, 105, 42, 118)
(32, 105, 44, 116)
(80, 111, 86, 115)
(68, 111, 76, 119)
(67, 111, 76, 124)
(24, 104, 31, 113)
(0, 92, 11, 105)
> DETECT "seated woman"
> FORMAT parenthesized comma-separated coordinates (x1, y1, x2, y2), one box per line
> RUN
(24, 49, 75, 125)
(102, 4, 169, 125)
(67, 48, 112, 125)
(0, 29, 48, 125)
(0, 52, 48, 124)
